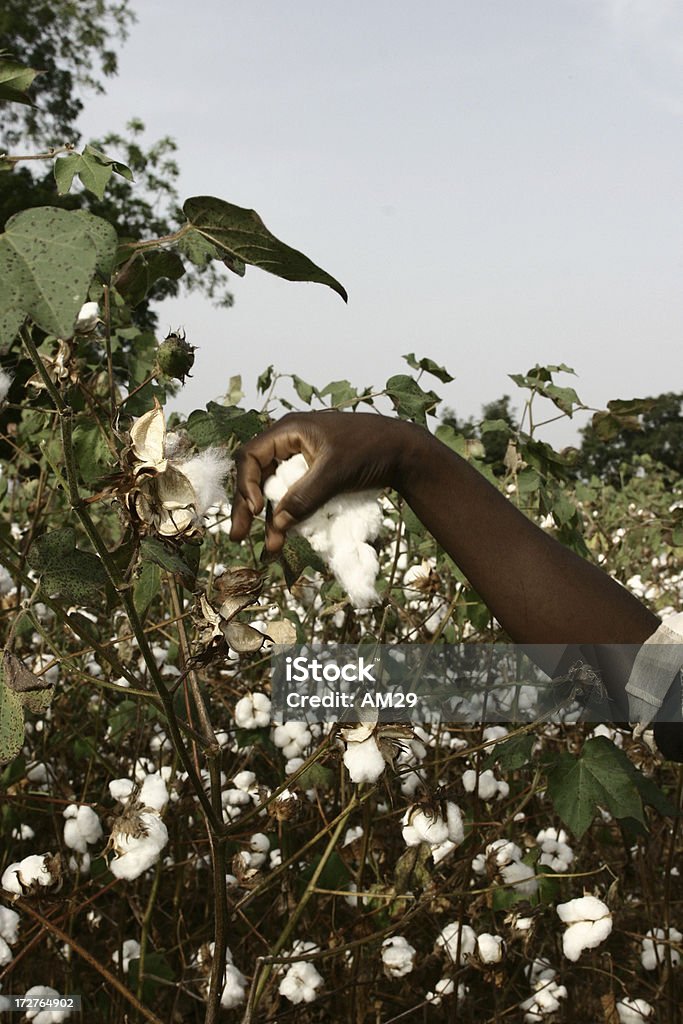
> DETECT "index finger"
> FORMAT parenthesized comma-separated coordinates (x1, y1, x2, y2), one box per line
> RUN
(229, 425, 309, 541)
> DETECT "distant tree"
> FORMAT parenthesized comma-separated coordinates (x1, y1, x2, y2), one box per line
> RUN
(442, 394, 518, 470)
(0, 1, 232, 326)
(579, 392, 683, 486)
(0, 0, 134, 149)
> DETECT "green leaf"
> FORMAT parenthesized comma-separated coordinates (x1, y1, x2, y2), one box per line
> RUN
(403, 353, 454, 383)
(27, 528, 108, 606)
(134, 561, 161, 617)
(0, 677, 24, 766)
(484, 733, 534, 771)
(385, 374, 440, 426)
(72, 422, 113, 486)
(291, 374, 317, 404)
(115, 251, 185, 306)
(139, 537, 196, 588)
(107, 699, 140, 743)
(546, 736, 645, 839)
(319, 380, 358, 408)
(279, 535, 327, 590)
(54, 145, 133, 201)
(185, 402, 266, 447)
(0, 207, 115, 344)
(257, 365, 275, 393)
(0, 58, 40, 106)
(71, 211, 119, 279)
(183, 196, 347, 301)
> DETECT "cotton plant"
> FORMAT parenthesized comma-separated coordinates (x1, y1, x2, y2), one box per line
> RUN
(556, 895, 613, 961)
(263, 453, 382, 609)
(381, 935, 416, 978)
(63, 804, 103, 856)
(278, 940, 324, 1005)
(0, 367, 12, 404)
(195, 942, 247, 1010)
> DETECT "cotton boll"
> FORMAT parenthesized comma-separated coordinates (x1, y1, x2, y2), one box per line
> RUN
(63, 804, 103, 853)
(0, 937, 12, 967)
(2, 854, 57, 893)
(112, 939, 141, 972)
(75, 301, 100, 333)
(426, 977, 458, 1006)
(556, 897, 612, 961)
(179, 448, 233, 516)
(381, 935, 416, 978)
(536, 827, 574, 873)
(501, 860, 539, 896)
(0, 369, 12, 404)
(477, 933, 504, 963)
(234, 692, 272, 729)
(343, 735, 386, 784)
(109, 812, 168, 880)
(278, 941, 324, 1005)
(640, 927, 682, 970)
(109, 779, 135, 803)
(263, 455, 382, 608)
(221, 962, 247, 1008)
(436, 922, 477, 965)
(139, 773, 169, 813)
(0, 907, 20, 946)
(402, 808, 450, 846)
(616, 997, 654, 1022)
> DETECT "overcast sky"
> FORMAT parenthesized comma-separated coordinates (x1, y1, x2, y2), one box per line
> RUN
(78, 0, 683, 443)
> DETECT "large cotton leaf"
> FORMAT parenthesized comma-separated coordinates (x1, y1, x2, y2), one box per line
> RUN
(183, 196, 347, 301)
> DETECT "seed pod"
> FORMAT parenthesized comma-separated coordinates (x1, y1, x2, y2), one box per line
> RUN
(156, 330, 196, 383)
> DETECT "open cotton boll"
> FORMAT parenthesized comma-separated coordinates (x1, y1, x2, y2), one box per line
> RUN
(63, 804, 103, 854)
(23, 985, 73, 1022)
(477, 933, 504, 963)
(109, 812, 168, 881)
(343, 734, 386, 784)
(178, 448, 233, 516)
(616, 998, 654, 1023)
(112, 939, 141, 973)
(381, 936, 416, 978)
(0, 369, 12, 404)
(1, 854, 57, 894)
(139, 772, 169, 813)
(279, 941, 324, 1005)
(640, 927, 682, 970)
(436, 922, 477, 965)
(0, 907, 19, 947)
(263, 454, 382, 608)
(234, 692, 272, 729)
(556, 896, 612, 961)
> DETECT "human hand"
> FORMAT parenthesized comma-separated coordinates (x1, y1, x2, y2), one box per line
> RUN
(229, 411, 422, 552)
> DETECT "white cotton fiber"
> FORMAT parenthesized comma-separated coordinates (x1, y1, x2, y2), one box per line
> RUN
(263, 454, 382, 609)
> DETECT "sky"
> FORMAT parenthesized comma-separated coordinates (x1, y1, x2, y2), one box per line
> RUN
(78, 0, 683, 444)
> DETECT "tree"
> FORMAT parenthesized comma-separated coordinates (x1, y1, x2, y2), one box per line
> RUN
(0, 1, 232, 324)
(579, 392, 683, 486)
(0, 0, 133, 149)
(441, 394, 518, 470)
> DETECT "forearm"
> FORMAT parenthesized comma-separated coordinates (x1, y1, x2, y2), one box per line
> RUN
(396, 430, 659, 646)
